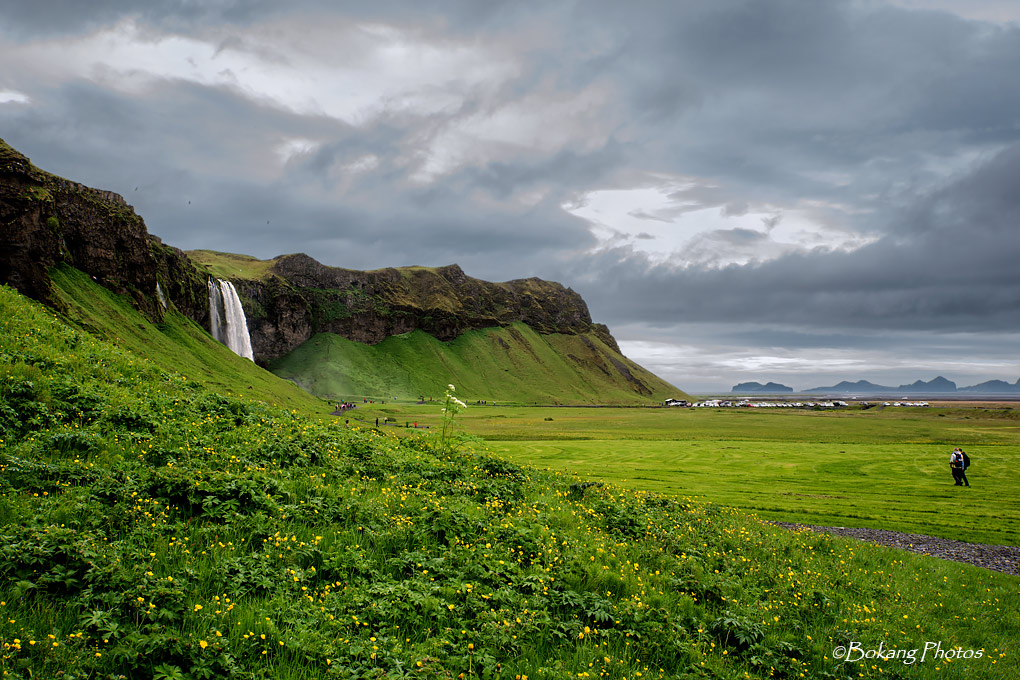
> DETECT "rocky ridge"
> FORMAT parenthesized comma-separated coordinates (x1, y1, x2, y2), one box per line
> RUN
(0, 139, 211, 328)
(1, 139, 627, 369)
(222, 252, 620, 363)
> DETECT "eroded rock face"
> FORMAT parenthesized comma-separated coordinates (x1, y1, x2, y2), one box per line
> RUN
(232, 254, 609, 363)
(0, 139, 208, 324)
(232, 277, 313, 363)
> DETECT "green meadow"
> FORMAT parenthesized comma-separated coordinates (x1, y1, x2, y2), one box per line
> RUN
(1, 275, 1019, 679)
(356, 402, 1020, 547)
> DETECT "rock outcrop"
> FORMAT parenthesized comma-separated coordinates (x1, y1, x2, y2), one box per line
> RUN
(217, 252, 621, 364)
(0, 138, 209, 325)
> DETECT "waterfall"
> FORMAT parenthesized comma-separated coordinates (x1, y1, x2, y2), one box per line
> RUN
(208, 279, 225, 346)
(155, 282, 168, 309)
(207, 278, 254, 361)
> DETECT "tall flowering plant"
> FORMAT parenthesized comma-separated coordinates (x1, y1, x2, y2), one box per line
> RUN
(438, 383, 467, 454)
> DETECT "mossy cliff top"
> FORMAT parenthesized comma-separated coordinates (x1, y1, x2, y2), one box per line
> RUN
(187, 250, 622, 360)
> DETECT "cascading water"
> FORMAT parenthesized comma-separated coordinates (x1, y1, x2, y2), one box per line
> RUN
(207, 278, 254, 360)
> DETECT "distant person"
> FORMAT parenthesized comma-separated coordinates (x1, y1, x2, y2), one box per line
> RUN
(950, 448, 970, 487)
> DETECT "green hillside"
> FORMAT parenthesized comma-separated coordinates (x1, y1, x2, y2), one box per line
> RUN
(47, 264, 327, 414)
(269, 324, 681, 404)
(186, 249, 278, 281)
(2, 278, 1017, 679)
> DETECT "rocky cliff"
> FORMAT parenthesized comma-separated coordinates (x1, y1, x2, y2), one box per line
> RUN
(0, 138, 210, 326)
(1, 138, 625, 368)
(198, 251, 622, 364)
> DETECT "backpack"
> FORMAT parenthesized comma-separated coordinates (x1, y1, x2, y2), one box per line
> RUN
(962, 451, 971, 469)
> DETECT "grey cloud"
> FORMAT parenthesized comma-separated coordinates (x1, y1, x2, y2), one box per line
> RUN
(578, 2, 1020, 222)
(627, 211, 670, 223)
(574, 140, 1020, 334)
(0, 0, 558, 41)
(2, 73, 601, 279)
(721, 202, 749, 217)
(0, 0, 273, 38)
(4, 0, 1020, 390)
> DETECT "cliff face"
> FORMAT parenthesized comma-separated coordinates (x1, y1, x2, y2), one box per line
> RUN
(222, 252, 622, 363)
(0, 139, 209, 325)
(1, 138, 624, 368)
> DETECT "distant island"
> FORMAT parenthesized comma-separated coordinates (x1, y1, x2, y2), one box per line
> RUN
(732, 381, 794, 393)
(733, 376, 1020, 395)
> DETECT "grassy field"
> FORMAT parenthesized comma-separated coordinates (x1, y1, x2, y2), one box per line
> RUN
(356, 402, 1020, 547)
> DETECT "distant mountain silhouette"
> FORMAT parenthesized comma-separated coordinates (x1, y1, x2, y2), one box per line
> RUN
(804, 380, 890, 394)
(898, 376, 957, 392)
(805, 376, 1020, 394)
(958, 379, 1020, 394)
(732, 381, 794, 393)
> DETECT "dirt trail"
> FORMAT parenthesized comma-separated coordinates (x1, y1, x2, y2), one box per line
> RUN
(769, 522, 1020, 576)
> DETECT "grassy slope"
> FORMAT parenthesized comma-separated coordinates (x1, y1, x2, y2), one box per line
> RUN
(185, 249, 278, 281)
(1, 282, 1018, 680)
(185, 248, 681, 405)
(48, 265, 327, 415)
(268, 325, 679, 405)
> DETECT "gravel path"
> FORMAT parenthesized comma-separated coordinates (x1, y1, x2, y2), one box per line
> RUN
(769, 522, 1020, 576)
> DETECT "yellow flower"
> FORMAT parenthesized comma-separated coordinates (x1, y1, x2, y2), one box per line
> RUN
(199, 640, 208, 649)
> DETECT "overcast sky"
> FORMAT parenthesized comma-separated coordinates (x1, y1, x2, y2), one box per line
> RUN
(2, 0, 1019, 393)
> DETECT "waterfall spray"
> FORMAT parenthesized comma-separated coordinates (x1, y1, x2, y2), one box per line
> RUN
(207, 278, 254, 360)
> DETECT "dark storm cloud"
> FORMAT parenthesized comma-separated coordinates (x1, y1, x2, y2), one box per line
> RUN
(0, 0, 550, 40)
(577, 1, 1020, 219)
(3, 0, 1020, 389)
(572, 141, 1020, 333)
(3, 81, 593, 275)
(0, 0, 257, 37)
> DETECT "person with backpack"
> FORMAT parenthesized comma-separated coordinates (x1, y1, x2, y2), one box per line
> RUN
(950, 447, 970, 487)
